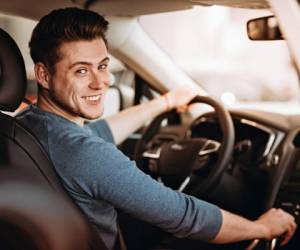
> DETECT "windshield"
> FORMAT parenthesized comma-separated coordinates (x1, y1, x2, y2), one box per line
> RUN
(139, 6, 300, 112)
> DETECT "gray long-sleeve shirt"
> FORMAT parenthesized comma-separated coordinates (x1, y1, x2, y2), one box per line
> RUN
(17, 105, 222, 250)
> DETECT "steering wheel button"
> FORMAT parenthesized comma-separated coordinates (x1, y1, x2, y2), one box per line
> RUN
(281, 202, 293, 207)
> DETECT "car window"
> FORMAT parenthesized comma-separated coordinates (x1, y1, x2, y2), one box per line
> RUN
(139, 6, 300, 114)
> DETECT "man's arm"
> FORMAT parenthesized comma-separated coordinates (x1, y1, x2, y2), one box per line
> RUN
(105, 86, 202, 144)
(61, 135, 296, 245)
(212, 208, 297, 245)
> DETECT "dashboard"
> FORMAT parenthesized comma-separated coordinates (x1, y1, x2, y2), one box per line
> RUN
(189, 115, 279, 167)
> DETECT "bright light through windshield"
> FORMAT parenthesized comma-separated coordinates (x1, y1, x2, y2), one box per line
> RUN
(140, 6, 300, 110)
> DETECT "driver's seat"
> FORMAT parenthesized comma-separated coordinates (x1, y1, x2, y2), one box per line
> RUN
(0, 27, 108, 250)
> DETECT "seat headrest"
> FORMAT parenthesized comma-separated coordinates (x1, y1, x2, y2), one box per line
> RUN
(0, 28, 27, 112)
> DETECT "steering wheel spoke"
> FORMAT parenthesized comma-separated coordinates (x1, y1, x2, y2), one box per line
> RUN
(190, 139, 221, 172)
(198, 139, 220, 156)
(142, 147, 162, 160)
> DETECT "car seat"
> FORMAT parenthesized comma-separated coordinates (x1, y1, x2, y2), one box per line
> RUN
(0, 27, 109, 250)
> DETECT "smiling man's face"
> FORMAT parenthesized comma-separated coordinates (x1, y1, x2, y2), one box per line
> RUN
(47, 38, 110, 121)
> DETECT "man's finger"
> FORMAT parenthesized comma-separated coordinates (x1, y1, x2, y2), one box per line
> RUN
(280, 220, 297, 246)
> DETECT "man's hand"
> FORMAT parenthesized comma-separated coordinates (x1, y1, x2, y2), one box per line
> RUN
(164, 86, 203, 111)
(256, 208, 297, 245)
(212, 208, 297, 245)
(106, 85, 203, 144)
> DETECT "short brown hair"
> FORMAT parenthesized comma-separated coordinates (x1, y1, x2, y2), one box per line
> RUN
(29, 7, 109, 74)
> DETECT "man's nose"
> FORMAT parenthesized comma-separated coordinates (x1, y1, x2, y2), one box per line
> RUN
(89, 71, 110, 89)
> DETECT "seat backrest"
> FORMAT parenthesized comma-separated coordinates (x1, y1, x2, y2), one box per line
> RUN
(0, 27, 107, 250)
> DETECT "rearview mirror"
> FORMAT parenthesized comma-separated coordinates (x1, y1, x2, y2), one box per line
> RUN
(247, 15, 283, 40)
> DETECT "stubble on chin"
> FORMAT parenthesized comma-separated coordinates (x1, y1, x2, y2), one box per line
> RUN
(78, 105, 104, 121)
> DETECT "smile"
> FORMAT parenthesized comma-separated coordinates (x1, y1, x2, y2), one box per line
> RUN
(83, 94, 102, 101)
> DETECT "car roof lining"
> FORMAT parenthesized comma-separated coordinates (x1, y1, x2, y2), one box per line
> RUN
(90, 0, 269, 16)
(0, 0, 269, 21)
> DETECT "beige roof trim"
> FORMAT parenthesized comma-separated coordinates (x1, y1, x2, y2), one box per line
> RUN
(0, 0, 269, 21)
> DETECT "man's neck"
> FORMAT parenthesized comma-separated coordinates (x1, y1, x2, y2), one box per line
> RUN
(37, 93, 84, 126)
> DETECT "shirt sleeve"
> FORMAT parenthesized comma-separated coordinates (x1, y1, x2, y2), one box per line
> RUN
(85, 119, 115, 144)
(58, 135, 223, 242)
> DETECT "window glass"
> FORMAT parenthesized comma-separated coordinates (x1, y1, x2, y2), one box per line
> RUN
(139, 6, 300, 113)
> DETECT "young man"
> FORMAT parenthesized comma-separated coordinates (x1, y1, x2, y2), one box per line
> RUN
(17, 7, 296, 250)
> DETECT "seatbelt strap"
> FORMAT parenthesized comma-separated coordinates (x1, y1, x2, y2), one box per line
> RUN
(90, 224, 127, 250)
(115, 225, 127, 250)
(90, 225, 109, 250)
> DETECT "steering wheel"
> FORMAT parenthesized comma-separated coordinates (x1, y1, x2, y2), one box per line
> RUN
(134, 95, 235, 197)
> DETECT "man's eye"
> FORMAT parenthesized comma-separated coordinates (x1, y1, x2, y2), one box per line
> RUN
(76, 68, 87, 74)
(98, 64, 108, 70)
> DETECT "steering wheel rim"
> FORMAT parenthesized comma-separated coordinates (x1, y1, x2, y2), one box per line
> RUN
(134, 95, 235, 196)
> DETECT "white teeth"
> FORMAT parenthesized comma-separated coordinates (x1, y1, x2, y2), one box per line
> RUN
(84, 95, 101, 101)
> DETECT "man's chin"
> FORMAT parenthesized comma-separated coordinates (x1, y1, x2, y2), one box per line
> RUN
(80, 111, 103, 121)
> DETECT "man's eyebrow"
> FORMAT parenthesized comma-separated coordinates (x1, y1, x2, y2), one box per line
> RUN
(102, 57, 110, 63)
(69, 57, 110, 69)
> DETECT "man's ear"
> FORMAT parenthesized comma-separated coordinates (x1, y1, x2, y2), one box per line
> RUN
(34, 63, 50, 90)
